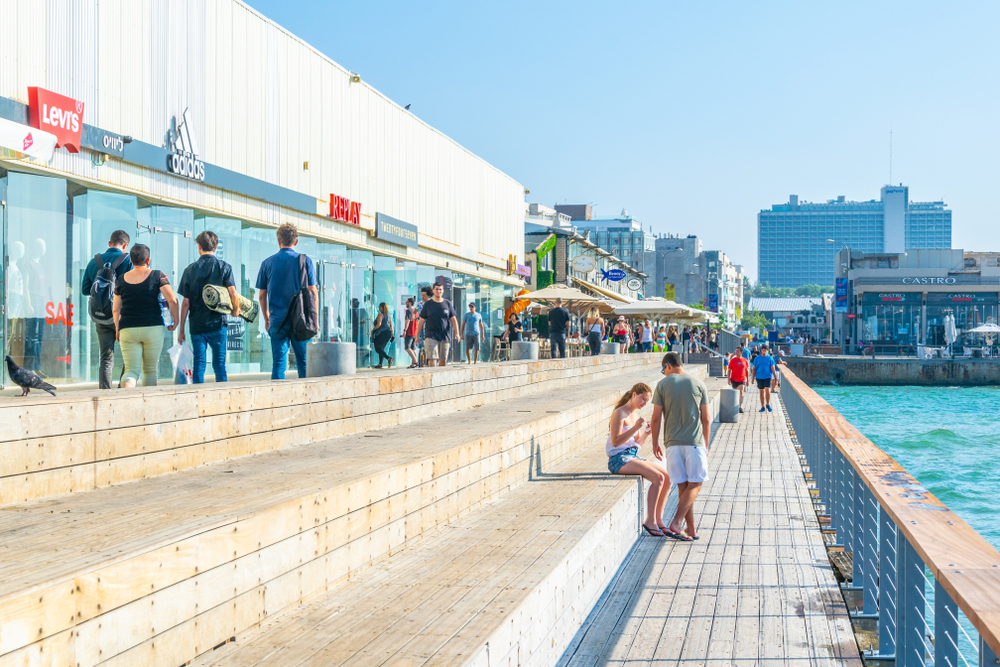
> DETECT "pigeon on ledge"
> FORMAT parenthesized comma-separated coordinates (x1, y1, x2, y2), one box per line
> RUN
(5, 355, 57, 397)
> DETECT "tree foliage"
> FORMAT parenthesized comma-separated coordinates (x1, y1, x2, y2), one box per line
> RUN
(740, 309, 771, 330)
(748, 281, 833, 299)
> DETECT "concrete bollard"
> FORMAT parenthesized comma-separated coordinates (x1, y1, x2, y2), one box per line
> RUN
(306, 342, 356, 377)
(601, 342, 619, 355)
(719, 387, 740, 423)
(511, 341, 539, 360)
(708, 356, 724, 377)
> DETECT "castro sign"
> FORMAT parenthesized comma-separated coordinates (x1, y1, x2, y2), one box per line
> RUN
(27, 87, 85, 153)
(901, 277, 956, 285)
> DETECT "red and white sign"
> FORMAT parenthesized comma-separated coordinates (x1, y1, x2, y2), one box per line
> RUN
(329, 193, 361, 225)
(27, 87, 85, 153)
(0, 117, 57, 161)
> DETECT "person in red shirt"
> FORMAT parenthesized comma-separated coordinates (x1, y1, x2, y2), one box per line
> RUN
(727, 346, 750, 413)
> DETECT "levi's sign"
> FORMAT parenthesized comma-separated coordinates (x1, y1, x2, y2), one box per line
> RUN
(375, 213, 418, 248)
(27, 87, 84, 153)
(330, 193, 361, 225)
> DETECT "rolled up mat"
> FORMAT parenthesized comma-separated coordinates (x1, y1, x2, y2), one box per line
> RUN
(202, 284, 259, 323)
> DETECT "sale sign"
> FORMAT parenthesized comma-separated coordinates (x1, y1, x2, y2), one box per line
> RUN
(329, 193, 361, 225)
(27, 87, 85, 153)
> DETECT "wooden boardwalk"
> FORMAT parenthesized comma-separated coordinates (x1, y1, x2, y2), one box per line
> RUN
(558, 384, 863, 666)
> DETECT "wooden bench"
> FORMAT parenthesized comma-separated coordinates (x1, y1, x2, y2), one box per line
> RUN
(0, 364, 682, 667)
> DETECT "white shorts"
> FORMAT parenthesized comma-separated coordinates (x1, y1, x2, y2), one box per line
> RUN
(664, 445, 709, 484)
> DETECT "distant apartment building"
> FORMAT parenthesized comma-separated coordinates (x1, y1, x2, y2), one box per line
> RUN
(758, 186, 952, 288)
(555, 204, 656, 266)
(634, 234, 745, 325)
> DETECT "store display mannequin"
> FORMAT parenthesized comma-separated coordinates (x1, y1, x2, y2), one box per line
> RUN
(22, 238, 48, 372)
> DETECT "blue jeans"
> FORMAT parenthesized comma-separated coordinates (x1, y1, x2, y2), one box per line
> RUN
(191, 328, 228, 384)
(269, 325, 307, 380)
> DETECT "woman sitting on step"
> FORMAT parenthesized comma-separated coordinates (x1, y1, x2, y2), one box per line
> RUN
(607, 382, 670, 537)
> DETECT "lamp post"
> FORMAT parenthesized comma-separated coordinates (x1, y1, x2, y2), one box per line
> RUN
(827, 239, 852, 353)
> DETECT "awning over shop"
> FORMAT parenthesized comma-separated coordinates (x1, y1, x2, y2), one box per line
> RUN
(573, 276, 635, 304)
(0, 117, 56, 162)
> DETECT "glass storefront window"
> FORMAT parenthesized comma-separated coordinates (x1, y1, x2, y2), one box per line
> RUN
(926, 293, 999, 347)
(194, 217, 245, 374)
(240, 224, 277, 374)
(316, 242, 348, 344)
(349, 249, 375, 368)
(4, 172, 70, 380)
(72, 189, 139, 383)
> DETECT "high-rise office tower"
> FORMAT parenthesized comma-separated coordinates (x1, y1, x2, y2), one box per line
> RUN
(757, 186, 951, 288)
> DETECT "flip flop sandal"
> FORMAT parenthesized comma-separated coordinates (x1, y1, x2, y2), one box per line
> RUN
(664, 530, 694, 542)
(642, 525, 666, 537)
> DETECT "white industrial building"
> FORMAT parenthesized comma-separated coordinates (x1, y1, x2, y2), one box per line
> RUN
(0, 0, 526, 383)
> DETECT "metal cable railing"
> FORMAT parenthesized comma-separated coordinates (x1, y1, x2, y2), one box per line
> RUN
(781, 368, 1000, 667)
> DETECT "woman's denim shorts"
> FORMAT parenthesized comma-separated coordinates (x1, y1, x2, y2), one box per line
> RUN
(608, 446, 643, 474)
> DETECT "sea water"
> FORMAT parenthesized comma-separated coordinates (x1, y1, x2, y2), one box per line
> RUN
(814, 385, 1000, 551)
(814, 385, 1000, 649)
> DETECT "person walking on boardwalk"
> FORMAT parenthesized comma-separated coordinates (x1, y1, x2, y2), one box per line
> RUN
(727, 345, 749, 413)
(255, 223, 318, 380)
(752, 344, 777, 412)
(370, 302, 395, 369)
(416, 282, 459, 367)
(651, 352, 710, 541)
(461, 301, 485, 364)
(606, 382, 670, 536)
(547, 298, 571, 359)
(81, 229, 133, 389)
(176, 231, 239, 383)
(585, 307, 605, 356)
(112, 243, 179, 388)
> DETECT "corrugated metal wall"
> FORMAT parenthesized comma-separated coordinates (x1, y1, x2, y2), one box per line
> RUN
(0, 0, 524, 264)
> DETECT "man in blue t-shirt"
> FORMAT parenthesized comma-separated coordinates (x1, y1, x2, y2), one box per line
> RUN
(255, 223, 318, 380)
(751, 345, 777, 413)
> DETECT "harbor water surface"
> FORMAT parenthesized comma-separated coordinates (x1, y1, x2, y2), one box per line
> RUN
(814, 385, 1000, 552)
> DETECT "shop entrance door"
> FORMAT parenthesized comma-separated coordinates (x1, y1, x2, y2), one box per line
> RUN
(134, 207, 196, 380)
(317, 260, 347, 343)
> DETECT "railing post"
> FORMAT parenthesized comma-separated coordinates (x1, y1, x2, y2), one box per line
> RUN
(848, 472, 866, 593)
(981, 635, 999, 667)
(896, 536, 927, 667)
(935, 579, 958, 667)
(842, 465, 854, 555)
(869, 490, 885, 620)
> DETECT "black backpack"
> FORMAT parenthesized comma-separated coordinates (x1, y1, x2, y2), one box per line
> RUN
(282, 253, 319, 341)
(88, 253, 128, 325)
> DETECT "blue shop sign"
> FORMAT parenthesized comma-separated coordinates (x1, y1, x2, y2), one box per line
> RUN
(375, 213, 419, 248)
(600, 268, 627, 282)
(835, 278, 848, 313)
(708, 294, 718, 312)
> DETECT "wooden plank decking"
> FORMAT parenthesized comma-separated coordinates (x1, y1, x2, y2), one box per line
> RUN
(559, 385, 863, 666)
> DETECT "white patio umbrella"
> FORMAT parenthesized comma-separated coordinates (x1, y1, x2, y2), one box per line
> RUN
(968, 322, 1000, 349)
(514, 284, 604, 314)
(612, 298, 695, 323)
(944, 314, 958, 355)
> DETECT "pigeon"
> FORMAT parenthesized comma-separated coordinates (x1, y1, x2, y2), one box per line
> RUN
(5, 355, 57, 397)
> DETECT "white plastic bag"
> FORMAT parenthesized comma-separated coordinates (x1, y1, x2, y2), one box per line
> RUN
(168, 342, 194, 384)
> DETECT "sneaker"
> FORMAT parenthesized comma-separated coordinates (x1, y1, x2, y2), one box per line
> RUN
(759, 407, 765, 413)
(739, 407, 745, 413)
(766, 405, 773, 412)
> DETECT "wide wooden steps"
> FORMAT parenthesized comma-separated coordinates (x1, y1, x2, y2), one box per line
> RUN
(0, 353, 659, 506)
(190, 428, 642, 667)
(0, 361, 675, 667)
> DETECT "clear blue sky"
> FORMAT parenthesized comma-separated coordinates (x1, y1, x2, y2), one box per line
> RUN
(245, 0, 1000, 282)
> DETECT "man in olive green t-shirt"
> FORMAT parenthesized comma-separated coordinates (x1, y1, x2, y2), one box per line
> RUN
(651, 352, 711, 541)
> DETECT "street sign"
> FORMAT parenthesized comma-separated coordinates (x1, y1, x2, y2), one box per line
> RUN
(626, 278, 642, 291)
(600, 268, 627, 282)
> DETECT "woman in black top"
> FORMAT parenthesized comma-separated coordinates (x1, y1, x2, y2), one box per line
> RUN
(503, 313, 523, 342)
(371, 302, 394, 369)
(112, 244, 179, 388)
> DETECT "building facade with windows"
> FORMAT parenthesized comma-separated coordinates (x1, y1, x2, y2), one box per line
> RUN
(632, 234, 744, 327)
(832, 248, 1000, 352)
(0, 0, 526, 386)
(524, 204, 643, 303)
(758, 187, 952, 289)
